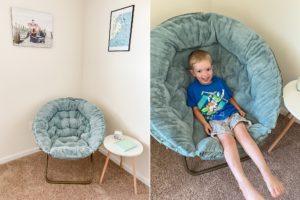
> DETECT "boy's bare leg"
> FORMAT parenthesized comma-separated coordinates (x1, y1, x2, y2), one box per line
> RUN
(234, 123, 285, 198)
(218, 134, 264, 200)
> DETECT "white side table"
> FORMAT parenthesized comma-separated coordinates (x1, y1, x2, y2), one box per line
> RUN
(268, 80, 300, 152)
(99, 135, 143, 194)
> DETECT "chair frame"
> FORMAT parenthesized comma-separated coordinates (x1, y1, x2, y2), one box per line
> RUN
(45, 153, 94, 184)
(184, 155, 250, 176)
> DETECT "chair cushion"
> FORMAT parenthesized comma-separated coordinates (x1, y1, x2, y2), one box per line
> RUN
(33, 97, 106, 160)
(151, 13, 282, 159)
(50, 136, 92, 159)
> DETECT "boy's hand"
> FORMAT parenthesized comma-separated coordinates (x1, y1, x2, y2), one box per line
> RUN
(238, 109, 246, 117)
(191, 107, 213, 135)
(204, 123, 212, 135)
(230, 98, 246, 117)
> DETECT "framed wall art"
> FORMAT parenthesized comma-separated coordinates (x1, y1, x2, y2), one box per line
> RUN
(11, 7, 53, 48)
(108, 5, 134, 52)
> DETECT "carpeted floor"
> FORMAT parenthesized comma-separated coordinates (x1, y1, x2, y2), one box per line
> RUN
(151, 115, 300, 200)
(0, 151, 149, 200)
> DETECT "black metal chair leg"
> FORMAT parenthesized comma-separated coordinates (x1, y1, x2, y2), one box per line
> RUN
(45, 154, 94, 184)
(184, 155, 250, 176)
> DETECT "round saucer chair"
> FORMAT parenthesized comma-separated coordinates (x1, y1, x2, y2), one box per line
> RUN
(33, 97, 106, 183)
(151, 13, 282, 174)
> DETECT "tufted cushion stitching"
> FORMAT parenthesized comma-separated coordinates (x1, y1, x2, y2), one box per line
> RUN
(33, 97, 106, 160)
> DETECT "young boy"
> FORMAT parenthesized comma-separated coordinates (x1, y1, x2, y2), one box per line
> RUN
(186, 50, 284, 200)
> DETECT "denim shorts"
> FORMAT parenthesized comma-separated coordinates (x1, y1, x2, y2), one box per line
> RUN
(209, 113, 252, 138)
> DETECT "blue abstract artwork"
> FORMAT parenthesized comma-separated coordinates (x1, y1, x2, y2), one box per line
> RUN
(108, 5, 134, 51)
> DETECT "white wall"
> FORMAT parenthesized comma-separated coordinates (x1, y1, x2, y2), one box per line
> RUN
(151, 0, 300, 85)
(0, 0, 83, 161)
(82, 0, 150, 185)
(151, 0, 211, 29)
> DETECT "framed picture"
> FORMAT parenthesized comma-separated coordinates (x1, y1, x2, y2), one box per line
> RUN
(108, 5, 134, 52)
(11, 7, 53, 48)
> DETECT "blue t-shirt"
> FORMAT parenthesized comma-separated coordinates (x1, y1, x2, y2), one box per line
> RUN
(187, 76, 237, 121)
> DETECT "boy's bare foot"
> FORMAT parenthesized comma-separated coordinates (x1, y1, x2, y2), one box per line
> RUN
(239, 180, 265, 200)
(263, 174, 285, 198)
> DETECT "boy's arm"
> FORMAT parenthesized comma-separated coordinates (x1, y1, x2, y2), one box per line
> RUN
(230, 97, 246, 117)
(192, 107, 212, 135)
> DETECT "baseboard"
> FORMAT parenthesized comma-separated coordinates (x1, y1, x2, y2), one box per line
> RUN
(280, 106, 300, 124)
(280, 106, 288, 115)
(98, 146, 150, 187)
(0, 147, 40, 165)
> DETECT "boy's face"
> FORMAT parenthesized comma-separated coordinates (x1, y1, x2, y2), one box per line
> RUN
(190, 60, 213, 85)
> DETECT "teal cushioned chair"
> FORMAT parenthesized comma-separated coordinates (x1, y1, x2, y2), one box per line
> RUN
(33, 97, 106, 183)
(151, 13, 282, 174)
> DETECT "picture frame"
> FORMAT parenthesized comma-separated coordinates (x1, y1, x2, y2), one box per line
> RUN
(108, 5, 134, 52)
(11, 7, 53, 48)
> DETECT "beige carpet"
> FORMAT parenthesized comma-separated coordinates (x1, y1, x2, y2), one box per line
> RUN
(0, 151, 149, 200)
(151, 115, 300, 200)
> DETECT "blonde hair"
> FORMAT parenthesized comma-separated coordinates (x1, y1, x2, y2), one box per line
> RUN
(188, 50, 212, 69)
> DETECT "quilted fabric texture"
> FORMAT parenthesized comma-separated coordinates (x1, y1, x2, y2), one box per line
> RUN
(33, 97, 106, 160)
(151, 13, 282, 159)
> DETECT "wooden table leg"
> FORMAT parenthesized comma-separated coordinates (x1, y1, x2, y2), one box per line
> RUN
(100, 151, 111, 184)
(132, 158, 137, 195)
(268, 116, 296, 153)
